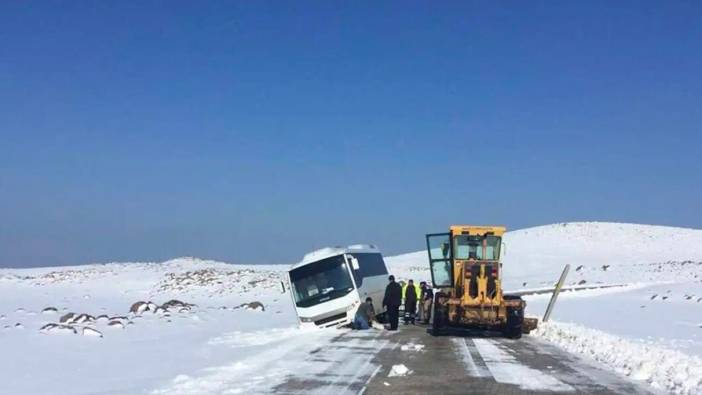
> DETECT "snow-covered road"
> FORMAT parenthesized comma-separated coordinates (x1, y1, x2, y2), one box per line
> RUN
(271, 324, 653, 394)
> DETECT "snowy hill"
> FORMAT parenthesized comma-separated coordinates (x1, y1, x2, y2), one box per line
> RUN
(386, 222, 702, 289)
(1, 222, 701, 394)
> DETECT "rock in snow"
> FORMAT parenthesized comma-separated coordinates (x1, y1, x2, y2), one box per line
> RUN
(82, 327, 103, 338)
(235, 301, 265, 312)
(40, 323, 77, 335)
(72, 314, 95, 324)
(129, 301, 150, 315)
(107, 320, 125, 329)
(42, 307, 58, 314)
(59, 312, 76, 324)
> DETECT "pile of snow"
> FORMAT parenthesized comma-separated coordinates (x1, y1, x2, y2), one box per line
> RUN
(388, 364, 412, 377)
(534, 321, 702, 395)
(400, 343, 425, 352)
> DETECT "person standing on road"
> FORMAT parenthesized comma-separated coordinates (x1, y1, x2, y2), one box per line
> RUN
(419, 281, 434, 324)
(353, 297, 375, 330)
(403, 279, 420, 324)
(382, 275, 402, 330)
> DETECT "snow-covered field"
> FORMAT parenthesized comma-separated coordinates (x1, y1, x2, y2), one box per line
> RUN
(0, 259, 294, 394)
(2, 222, 702, 394)
(387, 222, 702, 394)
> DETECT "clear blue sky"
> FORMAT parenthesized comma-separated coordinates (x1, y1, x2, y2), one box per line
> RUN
(1, 2, 700, 267)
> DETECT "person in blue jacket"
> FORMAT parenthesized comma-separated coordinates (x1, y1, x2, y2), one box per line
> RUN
(353, 297, 375, 330)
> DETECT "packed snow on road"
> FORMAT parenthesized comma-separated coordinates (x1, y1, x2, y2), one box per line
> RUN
(1, 222, 702, 394)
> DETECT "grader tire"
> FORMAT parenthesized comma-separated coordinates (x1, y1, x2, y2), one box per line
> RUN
(504, 302, 524, 339)
(431, 293, 449, 336)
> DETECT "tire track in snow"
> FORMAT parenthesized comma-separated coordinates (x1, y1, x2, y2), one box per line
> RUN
(153, 327, 339, 395)
(452, 338, 491, 378)
(473, 338, 575, 392)
(304, 331, 388, 395)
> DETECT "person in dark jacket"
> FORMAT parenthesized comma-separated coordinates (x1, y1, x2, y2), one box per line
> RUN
(403, 279, 419, 324)
(353, 297, 375, 330)
(419, 281, 434, 324)
(382, 275, 402, 330)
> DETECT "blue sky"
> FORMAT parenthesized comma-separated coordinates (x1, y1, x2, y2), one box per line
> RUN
(1, 2, 700, 267)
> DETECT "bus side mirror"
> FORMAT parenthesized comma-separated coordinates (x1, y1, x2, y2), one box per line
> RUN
(280, 281, 286, 294)
(349, 256, 360, 270)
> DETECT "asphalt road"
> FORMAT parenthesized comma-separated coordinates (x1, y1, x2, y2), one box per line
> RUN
(275, 324, 654, 395)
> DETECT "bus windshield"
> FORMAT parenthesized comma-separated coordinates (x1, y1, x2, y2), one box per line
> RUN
(289, 255, 355, 308)
(454, 235, 501, 260)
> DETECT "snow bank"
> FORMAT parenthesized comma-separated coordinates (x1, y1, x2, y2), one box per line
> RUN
(534, 321, 702, 395)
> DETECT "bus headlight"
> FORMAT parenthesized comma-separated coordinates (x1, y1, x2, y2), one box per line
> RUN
(299, 316, 314, 322)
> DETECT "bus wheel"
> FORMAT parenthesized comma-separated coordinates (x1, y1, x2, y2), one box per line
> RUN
(375, 312, 387, 324)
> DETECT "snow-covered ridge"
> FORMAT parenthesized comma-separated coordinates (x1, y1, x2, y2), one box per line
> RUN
(0, 257, 286, 277)
(0, 257, 287, 295)
(386, 221, 702, 289)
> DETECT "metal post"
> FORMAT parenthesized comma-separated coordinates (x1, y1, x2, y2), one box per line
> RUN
(543, 264, 570, 322)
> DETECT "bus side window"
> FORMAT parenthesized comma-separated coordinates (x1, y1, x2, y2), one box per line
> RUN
(353, 253, 389, 287)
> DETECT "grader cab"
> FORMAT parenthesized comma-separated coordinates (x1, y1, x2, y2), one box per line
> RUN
(426, 225, 536, 338)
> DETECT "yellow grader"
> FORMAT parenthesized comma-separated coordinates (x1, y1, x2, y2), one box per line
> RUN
(426, 225, 537, 338)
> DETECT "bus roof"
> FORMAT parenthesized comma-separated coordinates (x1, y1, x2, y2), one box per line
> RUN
(290, 244, 381, 270)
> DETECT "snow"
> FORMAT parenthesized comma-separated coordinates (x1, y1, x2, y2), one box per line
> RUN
(452, 338, 491, 378)
(388, 364, 412, 377)
(473, 338, 574, 392)
(525, 281, 702, 356)
(385, 222, 702, 395)
(157, 329, 387, 395)
(386, 222, 702, 290)
(1, 222, 702, 394)
(535, 321, 702, 395)
(0, 257, 293, 395)
(400, 342, 425, 351)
